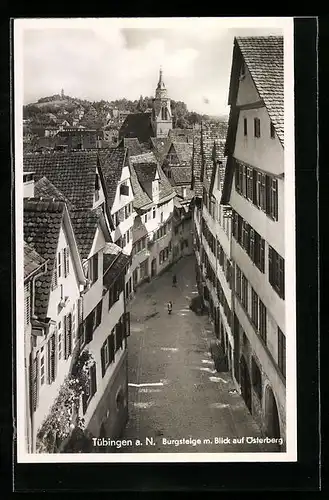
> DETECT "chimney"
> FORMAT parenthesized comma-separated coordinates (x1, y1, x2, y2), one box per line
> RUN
(23, 172, 35, 198)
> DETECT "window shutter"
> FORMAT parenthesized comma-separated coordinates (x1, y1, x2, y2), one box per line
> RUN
(52, 259, 58, 290)
(125, 312, 131, 338)
(268, 246, 273, 285)
(64, 247, 70, 277)
(96, 300, 103, 327)
(31, 352, 39, 412)
(63, 315, 67, 359)
(24, 284, 31, 326)
(67, 313, 72, 357)
(48, 335, 56, 383)
(101, 344, 106, 377)
(260, 239, 265, 273)
(85, 312, 94, 343)
(108, 334, 115, 363)
(279, 257, 285, 299)
(58, 252, 61, 278)
(93, 253, 98, 282)
(265, 175, 271, 215)
(90, 364, 97, 396)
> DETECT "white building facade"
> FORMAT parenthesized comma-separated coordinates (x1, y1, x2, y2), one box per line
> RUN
(223, 36, 286, 447)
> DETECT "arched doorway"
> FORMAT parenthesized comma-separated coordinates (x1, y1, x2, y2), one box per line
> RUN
(240, 355, 252, 413)
(151, 258, 156, 277)
(264, 385, 281, 442)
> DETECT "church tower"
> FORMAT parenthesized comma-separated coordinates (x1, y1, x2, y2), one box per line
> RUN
(152, 68, 172, 138)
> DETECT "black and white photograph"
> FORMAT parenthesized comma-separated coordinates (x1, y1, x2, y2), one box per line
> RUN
(14, 17, 296, 463)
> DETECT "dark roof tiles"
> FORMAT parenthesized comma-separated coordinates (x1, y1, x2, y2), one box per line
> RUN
(98, 148, 127, 208)
(170, 166, 192, 185)
(69, 210, 100, 261)
(23, 151, 98, 209)
(119, 113, 154, 143)
(24, 242, 46, 280)
(170, 142, 193, 164)
(236, 36, 284, 146)
(24, 199, 65, 319)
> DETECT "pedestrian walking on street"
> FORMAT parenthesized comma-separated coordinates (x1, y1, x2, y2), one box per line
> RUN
(167, 301, 173, 315)
(172, 274, 177, 287)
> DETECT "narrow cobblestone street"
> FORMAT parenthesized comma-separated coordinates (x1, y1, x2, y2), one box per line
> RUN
(121, 255, 278, 453)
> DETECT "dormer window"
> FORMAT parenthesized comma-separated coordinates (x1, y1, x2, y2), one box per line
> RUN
(270, 122, 275, 139)
(120, 182, 129, 196)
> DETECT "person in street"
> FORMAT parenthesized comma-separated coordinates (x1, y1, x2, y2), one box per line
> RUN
(167, 301, 173, 314)
(172, 274, 177, 287)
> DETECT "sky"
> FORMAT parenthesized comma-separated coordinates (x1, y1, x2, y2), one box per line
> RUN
(18, 18, 288, 116)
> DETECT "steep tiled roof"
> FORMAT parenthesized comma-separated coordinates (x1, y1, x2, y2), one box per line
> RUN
(134, 163, 157, 200)
(119, 113, 155, 143)
(169, 128, 195, 143)
(130, 152, 175, 209)
(132, 215, 148, 243)
(202, 123, 227, 191)
(24, 242, 46, 280)
(103, 242, 122, 273)
(119, 138, 143, 156)
(171, 142, 193, 164)
(98, 148, 127, 209)
(129, 159, 152, 210)
(69, 209, 100, 261)
(236, 36, 284, 146)
(191, 130, 203, 197)
(24, 199, 65, 319)
(34, 176, 76, 210)
(170, 166, 192, 185)
(150, 137, 171, 166)
(103, 252, 130, 289)
(129, 152, 156, 164)
(23, 151, 99, 210)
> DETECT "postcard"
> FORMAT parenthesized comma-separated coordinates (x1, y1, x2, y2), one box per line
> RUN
(14, 16, 296, 464)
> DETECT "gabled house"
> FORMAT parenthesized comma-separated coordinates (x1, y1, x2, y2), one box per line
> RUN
(168, 128, 195, 144)
(98, 147, 135, 300)
(197, 133, 233, 375)
(119, 112, 154, 144)
(162, 141, 193, 202)
(129, 151, 175, 285)
(24, 242, 48, 452)
(23, 151, 113, 229)
(222, 36, 285, 448)
(69, 209, 130, 445)
(55, 128, 98, 150)
(23, 151, 130, 451)
(150, 136, 172, 167)
(24, 198, 86, 453)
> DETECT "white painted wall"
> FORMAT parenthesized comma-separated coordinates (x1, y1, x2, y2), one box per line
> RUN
(234, 298, 285, 411)
(33, 225, 82, 441)
(236, 65, 260, 106)
(235, 68, 284, 176)
(92, 168, 106, 210)
(82, 290, 126, 428)
(83, 227, 106, 318)
(235, 107, 284, 176)
(111, 166, 136, 256)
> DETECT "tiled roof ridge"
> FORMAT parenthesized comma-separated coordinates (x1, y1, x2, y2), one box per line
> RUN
(24, 197, 66, 213)
(235, 35, 284, 146)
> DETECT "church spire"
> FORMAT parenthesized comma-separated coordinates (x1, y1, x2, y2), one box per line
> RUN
(158, 66, 164, 88)
(155, 66, 167, 98)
